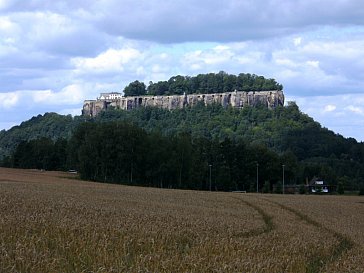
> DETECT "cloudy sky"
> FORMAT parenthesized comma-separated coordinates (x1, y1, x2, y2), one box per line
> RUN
(0, 0, 363, 141)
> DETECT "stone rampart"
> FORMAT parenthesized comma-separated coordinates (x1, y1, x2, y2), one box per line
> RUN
(82, 90, 284, 117)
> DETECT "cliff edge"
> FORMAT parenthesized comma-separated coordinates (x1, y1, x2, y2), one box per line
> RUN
(82, 90, 284, 117)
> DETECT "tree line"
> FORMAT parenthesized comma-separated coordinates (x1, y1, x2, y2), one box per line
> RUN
(1, 103, 364, 192)
(3, 118, 364, 194)
(4, 121, 297, 192)
(123, 71, 283, 96)
(6, 138, 68, 171)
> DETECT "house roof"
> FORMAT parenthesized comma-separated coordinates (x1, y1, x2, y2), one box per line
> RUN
(309, 177, 328, 186)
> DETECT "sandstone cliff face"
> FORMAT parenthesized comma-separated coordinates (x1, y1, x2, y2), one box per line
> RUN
(82, 90, 284, 117)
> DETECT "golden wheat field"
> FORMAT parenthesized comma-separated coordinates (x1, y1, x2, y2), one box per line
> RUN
(0, 167, 363, 273)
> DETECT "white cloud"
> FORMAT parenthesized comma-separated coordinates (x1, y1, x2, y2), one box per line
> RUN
(275, 58, 298, 68)
(346, 105, 364, 115)
(57, 107, 82, 117)
(0, 84, 93, 112)
(151, 64, 163, 73)
(30, 12, 71, 40)
(293, 37, 302, 46)
(182, 46, 238, 70)
(0, 92, 19, 109)
(72, 48, 142, 73)
(32, 84, 95, 105)
(306, 60, 319, 68)
(0, 16, 19, 55)
(324, 104, 336, 112)
(0, 16, 14, 32)
(0, 0, 14, 10)
(214, 45, 230, 51)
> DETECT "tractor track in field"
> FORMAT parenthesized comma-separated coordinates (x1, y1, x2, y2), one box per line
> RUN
(260, 197, 355, 273)
(231, 196, 275, 238)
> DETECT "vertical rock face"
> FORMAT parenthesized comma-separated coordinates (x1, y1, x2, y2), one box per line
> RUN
(82, 90, 284, 117)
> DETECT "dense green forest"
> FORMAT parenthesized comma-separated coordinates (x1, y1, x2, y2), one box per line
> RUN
(123, 71, 283, 96)
(1, 102, 363, 192)
(0, 113, 81, 160)
(7, 122, 293, 191)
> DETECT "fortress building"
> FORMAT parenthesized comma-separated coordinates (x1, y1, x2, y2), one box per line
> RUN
(82, 90, 284, 117)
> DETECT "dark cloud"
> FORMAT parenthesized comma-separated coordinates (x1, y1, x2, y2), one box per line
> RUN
(4, 11, 110, 58)
(0, 50, 72, 91)
(0, 0, 93, 13)
(3, 0, 364, 43)
(93, 0, 364, 43)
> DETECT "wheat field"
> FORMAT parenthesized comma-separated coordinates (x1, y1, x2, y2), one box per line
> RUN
(0, 167, 363, 272)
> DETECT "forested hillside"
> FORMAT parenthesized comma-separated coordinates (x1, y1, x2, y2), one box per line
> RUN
(0, 113, 81, 160)
(1, 102, 363, 192)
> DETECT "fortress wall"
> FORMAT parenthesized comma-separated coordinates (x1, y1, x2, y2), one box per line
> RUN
(82, 90, 284, 117)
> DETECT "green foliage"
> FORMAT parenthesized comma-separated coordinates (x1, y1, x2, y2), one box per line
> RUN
(0, 113, 80, 161)
(299, 184, 307, 194)
(0, 156, 12, 168)
(274, 181, 283, 194)
(9, 121, 288, 191)
(337, 182, 345, 195)
(123, 80, 147, 96)
(146, 71, 282, 96)
(12, 137, 68, 171)
(359, 184, 364, 196)
(249, 181, 257, 193)
(262, 181, 271, 193)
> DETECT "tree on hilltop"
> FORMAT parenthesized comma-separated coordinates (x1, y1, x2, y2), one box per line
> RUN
(124, 80, 147, 96)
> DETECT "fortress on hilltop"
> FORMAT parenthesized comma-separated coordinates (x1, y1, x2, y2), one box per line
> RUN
(82, 90, 285, 117)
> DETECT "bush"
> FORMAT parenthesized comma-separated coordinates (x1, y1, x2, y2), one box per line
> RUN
(274, 181, 282, 194)
(249, 181, 257, 193)
(359, 184, 364, 196)
(262, 181, 271, 193)
(337, 182, 345, 195)
(299, 184, 306, 194)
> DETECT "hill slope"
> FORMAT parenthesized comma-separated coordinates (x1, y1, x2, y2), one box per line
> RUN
(1, 103, 363, 190)
(0, 113, 82, 160)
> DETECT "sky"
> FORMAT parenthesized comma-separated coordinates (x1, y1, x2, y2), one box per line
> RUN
(0, 0, 363, 141)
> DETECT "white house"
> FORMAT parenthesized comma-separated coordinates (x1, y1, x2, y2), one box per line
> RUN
(310, 180, 329, 193)
(99, 92, 122, 100)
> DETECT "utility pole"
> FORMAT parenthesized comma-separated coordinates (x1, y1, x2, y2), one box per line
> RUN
(256, 162, 259, 193)
(209, 164, 212, 191)
(282, 164, 285, 194)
